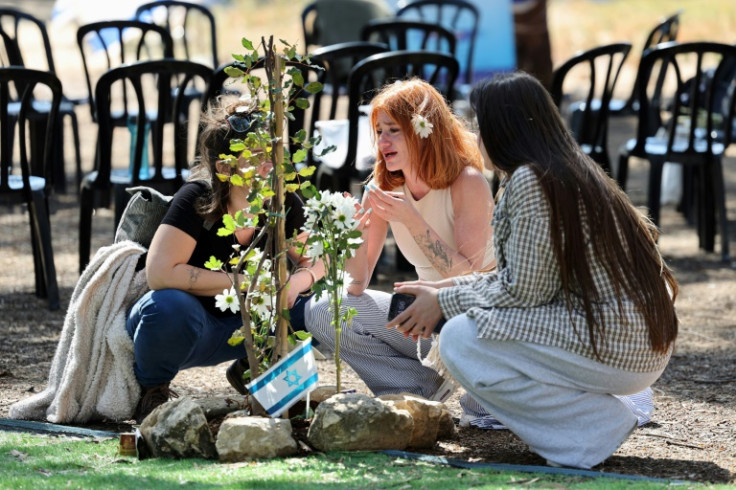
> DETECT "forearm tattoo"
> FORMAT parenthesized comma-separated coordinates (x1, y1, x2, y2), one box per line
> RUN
(186, 267, 201, 290)
(415, 230, 452, 274)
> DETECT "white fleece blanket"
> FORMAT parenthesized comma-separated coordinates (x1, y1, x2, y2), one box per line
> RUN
(9, 241, 149, 423)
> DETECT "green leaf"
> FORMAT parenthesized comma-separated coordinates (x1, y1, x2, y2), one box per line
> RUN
(298, 165, 316, 177)
(301, 183, 317, 198)
(285, 183, 300, 193)
(204, 256, 224, 271)
(242, 38, 254, 50)
(227, 335, 244, 347)
(224, 66, 244, 78)
(232, 54, 246, 62)
(304, 82, 323, 94)
(230, 173, 244, 187)
(292, 129, 307, 143)
(292, 148, 308, 163)
(318, 144, 336, 156)
(288, 68, 304, 87)
(295, 97, 310, 109)
(230, 141, 246, 152)
(294, 331, 312, 341)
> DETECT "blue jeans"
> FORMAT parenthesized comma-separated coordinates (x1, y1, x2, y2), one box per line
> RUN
(126, 289, 311, 387)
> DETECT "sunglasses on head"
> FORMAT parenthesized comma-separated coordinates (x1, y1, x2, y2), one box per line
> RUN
(226, 113, 259, 134)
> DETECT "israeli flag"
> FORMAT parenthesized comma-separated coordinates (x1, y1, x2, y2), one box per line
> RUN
(245, 338, 319, 418)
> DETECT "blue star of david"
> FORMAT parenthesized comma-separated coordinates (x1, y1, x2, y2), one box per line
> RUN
(283, 369, 302, 387)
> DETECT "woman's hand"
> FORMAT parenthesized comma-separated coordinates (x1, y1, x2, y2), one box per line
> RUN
(386, 284, 443, 341)
(345, 189, 389, 296)
(365, 185, 418, 225)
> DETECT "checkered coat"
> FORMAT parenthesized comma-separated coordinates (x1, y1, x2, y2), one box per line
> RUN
(438, 165, 672, 372)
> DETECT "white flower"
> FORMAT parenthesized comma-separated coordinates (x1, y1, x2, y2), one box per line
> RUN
(215, 287, 240, 314)
(336, 271, 353, 298)
(249, 291, 272, 319)
(328, 192, 359, 230)
(411, 113, 433, 138)
(305, 239, 324, 260)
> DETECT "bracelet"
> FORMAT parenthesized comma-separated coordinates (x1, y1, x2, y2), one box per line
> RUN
(295, 267, 317, 296)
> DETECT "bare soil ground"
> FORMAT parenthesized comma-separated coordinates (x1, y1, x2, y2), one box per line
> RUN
(1, 1, 735, 481)
(2, 109, 736, 484)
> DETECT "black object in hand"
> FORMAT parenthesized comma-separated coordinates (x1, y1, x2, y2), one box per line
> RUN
(387, 293, 446, 332)
(388, 293, 415, 321)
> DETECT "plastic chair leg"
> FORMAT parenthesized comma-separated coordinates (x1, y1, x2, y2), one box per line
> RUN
(699, 163, 716, 253)
(30, 190, 60, 310)
(79, 186, 95, 274)
(647, 159, 664, 226)
(712, 159, 730, 262)
(68, 111, 83, 192)
(597, 150, 612, 176)
(616, 153, 629, 190)
(28, 209, 45, 298)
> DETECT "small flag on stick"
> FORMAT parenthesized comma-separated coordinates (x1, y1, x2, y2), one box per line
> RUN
(245, 338, 319, 417)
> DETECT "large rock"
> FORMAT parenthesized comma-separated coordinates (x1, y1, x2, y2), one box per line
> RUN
(139, 397, 217, 459)
(307, 393, 413, 451)
(194, 396, 248, 420)
(310, 385, 338, 404)
(378, 394, 457, 448)
(216, 413, 297, 461)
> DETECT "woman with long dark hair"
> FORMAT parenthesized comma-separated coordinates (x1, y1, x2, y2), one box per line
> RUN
(388, 72, 678, 468)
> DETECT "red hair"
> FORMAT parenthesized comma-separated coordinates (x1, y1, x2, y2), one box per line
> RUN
(369, 78, 482, 190)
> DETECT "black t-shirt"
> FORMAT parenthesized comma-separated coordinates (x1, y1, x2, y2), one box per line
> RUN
(161, 181, 307, 317)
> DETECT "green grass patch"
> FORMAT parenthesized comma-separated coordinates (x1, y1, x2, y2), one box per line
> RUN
(0, 431, 715, 489)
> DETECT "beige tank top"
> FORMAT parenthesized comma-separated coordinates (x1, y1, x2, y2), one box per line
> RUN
(389, 183, 495, 281)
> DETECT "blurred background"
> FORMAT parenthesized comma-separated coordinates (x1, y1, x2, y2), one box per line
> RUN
(2, 0, 735, 104)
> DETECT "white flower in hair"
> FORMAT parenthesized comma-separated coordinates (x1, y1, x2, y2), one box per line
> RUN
(411, 113, 433, 138)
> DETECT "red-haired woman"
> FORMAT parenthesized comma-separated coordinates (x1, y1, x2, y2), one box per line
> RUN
(306, 78, 496, 402)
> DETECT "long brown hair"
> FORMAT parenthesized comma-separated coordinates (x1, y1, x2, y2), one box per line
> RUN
(470, 72, 678, 356)
(189, 98, 257, 221)
(369, 78, 482, 190)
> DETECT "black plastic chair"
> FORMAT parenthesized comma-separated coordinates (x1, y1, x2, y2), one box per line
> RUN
(550, 42, 632, 173)
(617, 41, 736, 262)
(134, 0, 219, 69)
(78, 59, 212, 272)
(361, 19, 456, 56)
(301, 0, 393, 54)
(396, 0, 479, 88)
(0, 67, 61, 310)
(0, 7, 82, 193)
(314, 50, 459, 193)
(76, 20, 175, 125)
(311, 41, 390, 122)
(610, 11, 681, 115)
